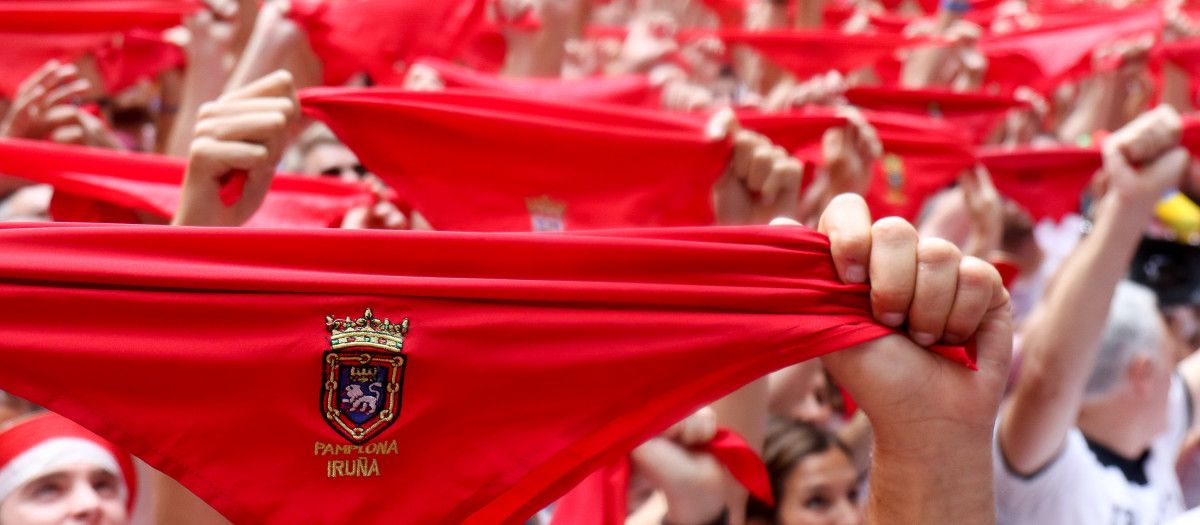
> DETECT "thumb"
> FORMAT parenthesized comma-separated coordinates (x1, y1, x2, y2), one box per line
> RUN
(705, 107, 740, 140)
(971, 268, 1013, 378)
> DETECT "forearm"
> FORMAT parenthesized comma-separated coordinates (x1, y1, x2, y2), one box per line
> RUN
(868, 430, 995, 525)
(1057, 72, 1119, 143)
(1020, 193, 1155, 384)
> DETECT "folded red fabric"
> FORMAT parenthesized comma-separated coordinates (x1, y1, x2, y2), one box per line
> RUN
(844, 86, 1027, 143)
(414, 58, 660, 107)
(980, 7, 1162, 91)
(301, 88, 730, 231)
(0, 0, 199, 32)
(287, 0, 487, 85)
(0, 138, 373, 227)
(0, 223, 971, 524)
(976, 145, 1100, 221)
(719, 29, 930, 80)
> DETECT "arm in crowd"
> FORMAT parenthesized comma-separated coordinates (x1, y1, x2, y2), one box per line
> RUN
(1000, 105, 1190, 476)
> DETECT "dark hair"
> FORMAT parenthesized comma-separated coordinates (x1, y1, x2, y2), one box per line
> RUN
(745, 419, 852, 521)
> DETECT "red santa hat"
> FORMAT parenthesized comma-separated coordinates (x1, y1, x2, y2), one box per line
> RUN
(0, 412, 137, 512)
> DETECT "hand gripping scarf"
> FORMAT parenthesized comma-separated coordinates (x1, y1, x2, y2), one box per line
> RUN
(737, 108, 975, 221)
(300, 88, 731, 231)
(718, 29, 930, 81)
(413, 58, 660, 107)
(0, 0, 197, 97)
(976, 145, 1100, 222)
(0, 138, 374, 227)
(286, 0, 487, 86)
(0, 223, 973, 524)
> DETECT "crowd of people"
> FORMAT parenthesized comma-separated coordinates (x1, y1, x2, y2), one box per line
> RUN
(1, 0, 1199, 523)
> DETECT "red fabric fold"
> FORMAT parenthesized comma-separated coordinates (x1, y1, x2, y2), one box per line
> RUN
(0, 0, 200, 32)
(719, 29, 930, 80)
(976, 145, 1100, 221)
(844, 86, 1027, 142)
(300, 88, 730, 231)
(414, 58, 660, 107)
(0, 138, 373, 227)
(0, 223, 971, 524)
(738, 108, 974, 222)
(979, 7, 1163, 91)
(287, 0, 488, 85)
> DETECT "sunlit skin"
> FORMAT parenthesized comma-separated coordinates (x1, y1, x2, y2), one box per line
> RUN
(0, 462, 127, 525)
(776, 448, 863, 525)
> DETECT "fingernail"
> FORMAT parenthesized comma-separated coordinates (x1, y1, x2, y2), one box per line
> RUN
(845, 264, 866, 284)
(942, 332, 965, 345)
(880, 312, 904, 327)
(911, 331, 937, 347)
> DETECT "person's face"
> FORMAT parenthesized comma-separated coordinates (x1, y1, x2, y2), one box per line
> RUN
(303, 143, 368, 183)
(776, 448, 862, 525)
(0, 462, 127, 525)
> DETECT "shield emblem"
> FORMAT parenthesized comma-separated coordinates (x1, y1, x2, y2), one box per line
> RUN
(322, 309, 409, 444)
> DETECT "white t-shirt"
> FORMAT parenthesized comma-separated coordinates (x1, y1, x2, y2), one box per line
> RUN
(995, 376, 1190, 525)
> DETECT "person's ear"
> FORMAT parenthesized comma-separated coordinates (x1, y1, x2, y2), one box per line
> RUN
(1127, 354, 1156, 397)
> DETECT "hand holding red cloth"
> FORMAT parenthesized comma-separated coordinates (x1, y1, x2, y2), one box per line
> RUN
(301, 88, 731, 231)
(0, 138, 374, 227)
(976, 145, 1101, 221)
(719, 29, 933, 81)
(286, 0, 487, 85)
(413, 58, 660, 107)
(0, 223, 972, 524)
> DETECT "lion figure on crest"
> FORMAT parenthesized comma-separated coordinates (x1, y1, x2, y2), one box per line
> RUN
(342, 382, 382, 415)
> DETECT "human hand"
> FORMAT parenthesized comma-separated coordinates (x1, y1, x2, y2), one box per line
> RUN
(0, 60, 90, 140)
(1100, 104, 1189, 205)
(822, 107, 881, 196)
(960, 167, 1003, 259)
(608, 12, 679, 75)
(173, 70, 298, 226)
(340, 178, 410, 230)
(808, 194, 1009, 524)
(38, 106, 126, 150)
(630, 407, 726, 525)
(709, 109, 803, 225)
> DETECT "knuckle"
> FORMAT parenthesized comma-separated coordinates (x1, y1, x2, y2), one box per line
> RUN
(958, 256, 999, 288)
(916, 237, 961, 266)
(871, 216, 917, 242)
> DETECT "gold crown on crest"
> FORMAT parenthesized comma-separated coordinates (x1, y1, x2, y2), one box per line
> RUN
(326, 308, 409, 352)
(525, 194, 567, 218)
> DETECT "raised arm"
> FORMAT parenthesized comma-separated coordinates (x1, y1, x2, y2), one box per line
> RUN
(173, 70, 298, 227)
(999, 105, 1190, 475)
(814, 193, 1010, 525)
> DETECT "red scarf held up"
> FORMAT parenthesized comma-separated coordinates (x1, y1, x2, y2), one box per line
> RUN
(300, 88, 731, 231)
(0, 0, 200, 32)
(718, 29, 932, 81)
(0, 138, 374, 227)
(0, 0, 195, 97)
(413, 58, 661, 107)
(287, 0, 488, 85)
(737, 107, 974, 221)
(0, 223, 974, 524)
(979, 7, 1163, 92)
(844, 86, 1028, 143)
(976, 145, 1100, 222)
